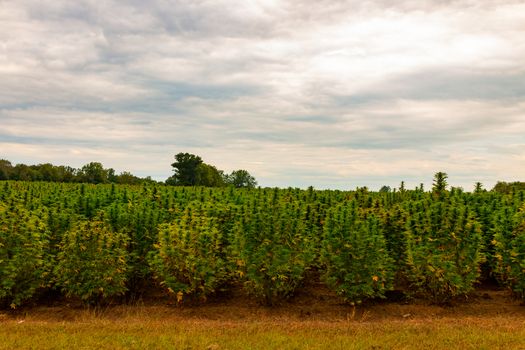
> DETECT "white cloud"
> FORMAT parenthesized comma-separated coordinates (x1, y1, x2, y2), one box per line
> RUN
(1, 0, 524, 189)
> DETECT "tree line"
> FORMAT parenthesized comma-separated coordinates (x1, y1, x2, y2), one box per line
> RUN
(0, 152, 257, 188)
(2, 154, 523, 192)
(0, 159, 154, 185)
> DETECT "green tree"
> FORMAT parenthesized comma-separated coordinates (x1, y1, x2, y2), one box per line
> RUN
(79, 162, 109, 184)
(195, 163, 225, 187)
(492, 181, 525, 194)
(0, 159, 13, 180)
(116, 171, 141, 185)
(12, 164, 36, 181)
(107, 168, 117, 183)
(35, 163, 59, 182)
(56, 165, 77, 182)
(167, 153, 203, 186)
(226, 169, 257, 188)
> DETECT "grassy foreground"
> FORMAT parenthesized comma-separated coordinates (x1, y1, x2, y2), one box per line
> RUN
(1, 312, 525, 350)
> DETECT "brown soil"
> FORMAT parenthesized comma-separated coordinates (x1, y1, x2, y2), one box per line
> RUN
(3, 281, 524, 324)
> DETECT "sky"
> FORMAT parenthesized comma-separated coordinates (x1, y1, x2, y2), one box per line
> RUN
(1, 0, 524, 190)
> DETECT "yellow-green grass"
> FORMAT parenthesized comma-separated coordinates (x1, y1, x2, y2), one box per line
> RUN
(1, 313, 524, 350)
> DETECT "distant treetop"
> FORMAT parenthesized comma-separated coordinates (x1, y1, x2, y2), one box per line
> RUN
(166, 152, 257, 188)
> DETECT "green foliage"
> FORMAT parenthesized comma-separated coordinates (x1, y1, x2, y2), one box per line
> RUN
(54, 217, 128, 304)
(12, 164, 36, 181)
(0, 177, 522, 307)
(225, 169, 257, 188)
(321, 201, 394, 304)
(0, 158, 152, 184)
(167, 153, 258, 188)
(149, 205, 231, 301)
(432, 172, 448, 199)
(78, 162, 109, 184)
(379, 185, 391, 193)
(168, 153, 203, 186)
(492, 206, 525, 299)
(381, 205, 408, 276)
(195, 163, 225, 187)
(492, 181, 525, 194)
(405, 201, 484, 302)
(0, 204, 48, 308)
(115, 171, 142, 185)
(474, 182, 484, 193)
(233, 201, 315, 305)
(0, 159, 13, 180)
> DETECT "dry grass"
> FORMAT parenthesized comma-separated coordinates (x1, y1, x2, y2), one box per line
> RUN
(1, 287, 524, 349)
(1, 315, 524, 350)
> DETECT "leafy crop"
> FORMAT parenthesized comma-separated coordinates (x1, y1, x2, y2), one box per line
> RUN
(54, 216, 128, 304)
(405, 201, 484, 302)
(0, 178, 523, 308)
(0, 204, 48, 308)
(233, 200, 315, 305)
(149, 204, 231, 302)
(493, 205, 525, 299)
(321, 201, 394, 304)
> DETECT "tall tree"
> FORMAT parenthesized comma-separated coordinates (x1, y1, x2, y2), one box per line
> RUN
(168, 153, 203, 186)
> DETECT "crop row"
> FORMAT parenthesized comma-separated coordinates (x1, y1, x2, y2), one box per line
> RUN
(1, 181, 524, 308)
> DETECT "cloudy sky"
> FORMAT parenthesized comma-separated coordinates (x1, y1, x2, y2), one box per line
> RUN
(1, 0, 524, 190)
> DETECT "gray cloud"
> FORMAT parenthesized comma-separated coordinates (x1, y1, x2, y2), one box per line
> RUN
(1, 0, 524, 189)
(339, 70, 525, 101)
